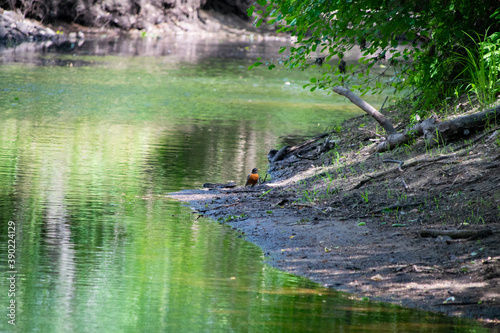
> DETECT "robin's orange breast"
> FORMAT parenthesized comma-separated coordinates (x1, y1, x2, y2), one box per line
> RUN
(245, 173, 259, 187)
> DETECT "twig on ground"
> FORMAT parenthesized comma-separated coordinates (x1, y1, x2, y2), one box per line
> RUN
(354, 152, 465, 189)
(370, 201, 423, 214)
(433, 302, 479, 307)
(261, 174, 268, 184)
(384, 159, 404, 171)
(448, 175, 460, 189)
(359, 128, 386, 138)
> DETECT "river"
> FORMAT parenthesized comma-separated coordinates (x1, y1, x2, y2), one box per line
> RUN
(0, 36, 489, 332)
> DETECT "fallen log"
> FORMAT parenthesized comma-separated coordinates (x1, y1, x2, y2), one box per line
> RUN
(420, 229, 493, 240)
(377, 103, 500, 152)
(268, 133, 330, 162)
(203, 182, 237, 189)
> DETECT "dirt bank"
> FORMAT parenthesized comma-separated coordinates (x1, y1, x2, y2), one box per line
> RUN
(171, 104, 500, 329)
(1, 3, 273, 46)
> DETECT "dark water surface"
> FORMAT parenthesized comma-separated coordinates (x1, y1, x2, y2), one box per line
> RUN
(0, 37, 489, 332)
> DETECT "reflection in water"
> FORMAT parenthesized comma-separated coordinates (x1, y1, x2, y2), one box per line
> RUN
(0, 40, 489, 332)
(0, 35, 288, 65)
(42, 163, 76, 333)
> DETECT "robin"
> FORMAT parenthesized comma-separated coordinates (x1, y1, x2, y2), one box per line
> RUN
(245, 168, 260, 187)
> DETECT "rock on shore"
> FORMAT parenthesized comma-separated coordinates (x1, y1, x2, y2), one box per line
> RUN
(0, 9, 59, 43)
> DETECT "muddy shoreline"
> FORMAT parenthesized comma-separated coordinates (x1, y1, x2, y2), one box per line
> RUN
(170, 112, 500, 329)
(170, 186, 499, 328)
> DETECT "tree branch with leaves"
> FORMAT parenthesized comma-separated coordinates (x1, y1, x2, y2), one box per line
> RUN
(248, 0, 500, 150)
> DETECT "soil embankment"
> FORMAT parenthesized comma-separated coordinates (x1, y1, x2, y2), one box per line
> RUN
(1, 0, 266, 45)
(171, 107, 500, 328)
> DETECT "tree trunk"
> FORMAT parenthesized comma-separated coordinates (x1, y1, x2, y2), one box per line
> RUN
(332, 86, 397, 135)
(377, 103, 500, 152)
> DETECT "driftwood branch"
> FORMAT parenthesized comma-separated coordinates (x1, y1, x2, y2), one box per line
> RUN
(420, 229, 493, 240)
(270, 145, 289, 162)
(433, 302, 479, 307)
(288, 133, 328, 154)
(383, 159, 404, 171)
(333, 86, 397, 134)
(269, 133, 330, 162)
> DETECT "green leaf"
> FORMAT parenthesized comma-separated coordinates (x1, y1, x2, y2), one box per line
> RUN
(248, 62, 263, 70)
(279, 47, 287, 54)
(259, 189, 273, 198)
(247, 5, 254, 17)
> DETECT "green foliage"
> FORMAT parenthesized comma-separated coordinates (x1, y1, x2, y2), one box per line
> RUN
(360, 188, 369, 203)
(446, 30, 500, 107)
(249, 0, 500, 109)
(259, 188, 274, 198)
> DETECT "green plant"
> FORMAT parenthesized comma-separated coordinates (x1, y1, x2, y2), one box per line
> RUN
(449, 30, 500, 107)
(297, 218, 310, 224)
(360, 189, 369, 203)
(259, 188, 273, 198)
(321, 175, 339, 196)
(395, 192, 406, 202)
(218, 214, 248, 222)
(303, 186, 321, 203)
(331, 151, 341, 165)
(387, 187, 394, 199)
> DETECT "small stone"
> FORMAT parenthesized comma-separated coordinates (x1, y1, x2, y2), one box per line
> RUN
(369, 274, 383, 281)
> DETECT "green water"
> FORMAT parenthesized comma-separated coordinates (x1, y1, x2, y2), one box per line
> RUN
(0, 38, 489, 332)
